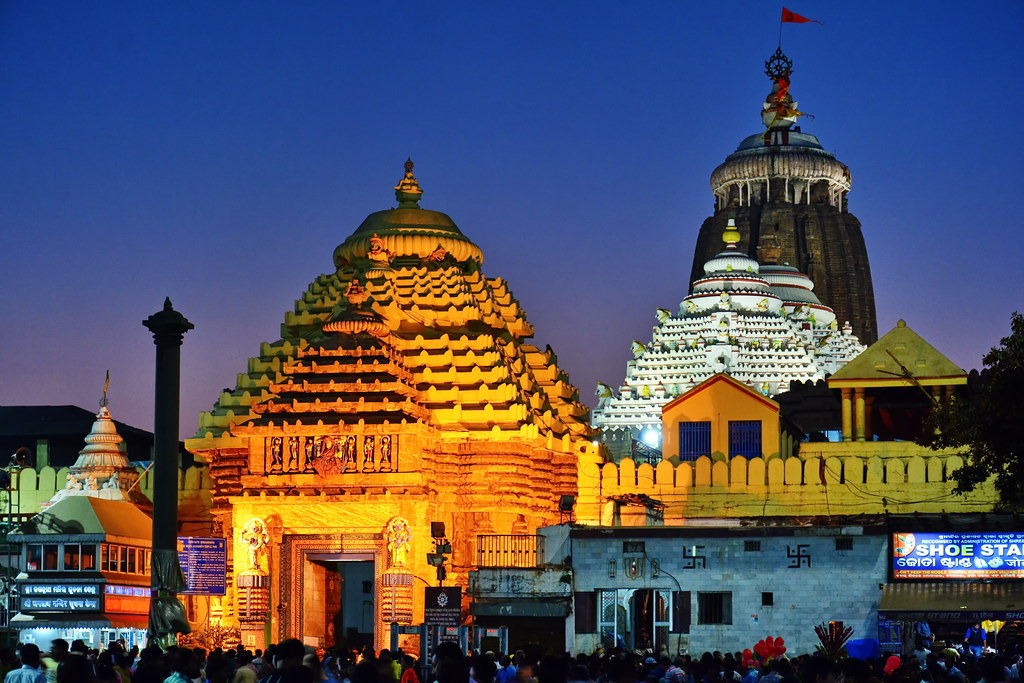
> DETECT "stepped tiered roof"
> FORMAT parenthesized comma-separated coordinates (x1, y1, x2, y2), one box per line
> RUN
(46, 384, 151, 511)
(193, 159, 593, 459)
(592, 219, 864, 450)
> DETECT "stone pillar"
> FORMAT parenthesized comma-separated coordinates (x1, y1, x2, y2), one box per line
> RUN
(864, 396, 875, 442)
(143, 297, 194, 641)
(854, 388, 866, 442)
(840, 389, 853, 442)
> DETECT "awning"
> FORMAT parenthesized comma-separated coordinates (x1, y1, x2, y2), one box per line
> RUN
(9, 613, 149, 630)
(471, 599, 569, 618)
(879, 583, 1024, 620)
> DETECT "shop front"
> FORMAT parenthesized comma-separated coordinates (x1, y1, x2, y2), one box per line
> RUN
(882, 523, 1024, 654)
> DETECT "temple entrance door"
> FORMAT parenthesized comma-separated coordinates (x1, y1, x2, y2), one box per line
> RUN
(328, 559, 375, 650)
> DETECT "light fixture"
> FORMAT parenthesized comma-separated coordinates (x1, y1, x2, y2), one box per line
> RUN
(608, 560, 616, 578)
(559, 495, 576, 512)
(640, 427, 661, 449)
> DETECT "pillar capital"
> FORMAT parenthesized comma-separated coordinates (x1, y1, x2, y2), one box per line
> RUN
(143, 297, 194, 346)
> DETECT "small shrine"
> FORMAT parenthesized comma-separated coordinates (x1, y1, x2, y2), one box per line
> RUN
(8, 387, 153, 648)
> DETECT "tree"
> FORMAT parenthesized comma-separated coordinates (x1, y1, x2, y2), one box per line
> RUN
(921, 312, 1024, 506)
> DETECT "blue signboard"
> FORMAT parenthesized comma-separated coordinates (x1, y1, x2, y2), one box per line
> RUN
(892, 532, 1024, 579)
(177, 537, 227, 595)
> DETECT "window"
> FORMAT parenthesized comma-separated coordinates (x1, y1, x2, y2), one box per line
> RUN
(835, 537, 854, 551)
(43, 544, 59, 571)
(81, 545, 97, 570)
(64, 544, 81, 570)
(697, 592, 732, 625)
(744, 540, 761, 552)
(728, 421, 762, 458)
(762, 592, 774, 606)
(679, 422, 711, 461)
(26, 545, 42, 571)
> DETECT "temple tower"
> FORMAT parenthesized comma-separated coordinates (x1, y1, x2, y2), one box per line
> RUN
(690, 49, 877, 344)
(186, 161, 598, 650)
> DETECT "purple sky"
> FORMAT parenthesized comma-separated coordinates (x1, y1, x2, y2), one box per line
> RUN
(2, 2, 1022, 440)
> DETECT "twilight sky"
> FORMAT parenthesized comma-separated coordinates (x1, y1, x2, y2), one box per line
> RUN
(2, 2, 1022, 441)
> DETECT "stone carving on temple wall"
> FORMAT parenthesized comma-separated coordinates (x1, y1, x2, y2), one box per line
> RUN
(385, 517, 412, 569)
(264, 435, 400, 476)
(240, 518, 271, 573)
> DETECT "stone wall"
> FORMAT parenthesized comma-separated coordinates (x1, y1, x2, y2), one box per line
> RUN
(570, 531, 888, 656)
(577, 443, 996, 523)
(7, 466, 213, 534)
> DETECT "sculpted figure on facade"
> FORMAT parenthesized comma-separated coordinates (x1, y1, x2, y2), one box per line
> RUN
(379, 435, 393, 471)
(362, 436, 375, 472)
(288, 436, 300, 471)
(241, 518, 271, 572)
(385, 517, 412, 568)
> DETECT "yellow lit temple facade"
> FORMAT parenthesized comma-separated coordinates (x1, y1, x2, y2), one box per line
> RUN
(184, 161, 599, 650)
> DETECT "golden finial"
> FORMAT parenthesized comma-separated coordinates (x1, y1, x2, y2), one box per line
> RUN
(722, 218, 741, 248)
(394, 157, 423, 208)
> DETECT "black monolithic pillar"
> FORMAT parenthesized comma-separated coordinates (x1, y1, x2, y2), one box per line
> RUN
(143, 297, 194, 644)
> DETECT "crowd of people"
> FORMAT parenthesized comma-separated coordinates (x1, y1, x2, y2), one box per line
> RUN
(0, 636, 1019, 683)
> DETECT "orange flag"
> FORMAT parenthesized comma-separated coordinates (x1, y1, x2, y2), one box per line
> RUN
(781, 7, 822, 24)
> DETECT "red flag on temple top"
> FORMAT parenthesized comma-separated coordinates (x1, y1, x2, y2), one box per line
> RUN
(781, 7, 822, 24)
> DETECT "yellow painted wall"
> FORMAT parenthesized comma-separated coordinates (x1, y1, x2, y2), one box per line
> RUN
(575, 443, 995, 524)
(661, 376, 781, 461)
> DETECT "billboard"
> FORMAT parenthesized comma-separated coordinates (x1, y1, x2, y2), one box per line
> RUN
(892, 532, 1024, 579)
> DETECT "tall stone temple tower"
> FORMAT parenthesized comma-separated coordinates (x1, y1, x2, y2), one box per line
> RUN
(186, 161, 598, 650)
(690, 49, 877, 344)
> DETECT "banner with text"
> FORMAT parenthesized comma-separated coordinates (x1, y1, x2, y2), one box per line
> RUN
(892, 532, 1024, 579)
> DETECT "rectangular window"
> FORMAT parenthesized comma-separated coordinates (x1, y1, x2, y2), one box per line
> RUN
(43, 544, 59, 571)
(744, 540, 761, 552)
(26, 545, 42, 571)
(64, 544, 81, 571)
(835, 537, 853, 551)
(81, 545, 97, 571)
(762, 592, 774, 606)
(678, 422, 711, 461)
(728, 420, 762, 459)
(697, 592, 732, 625)
(119, 545, 129, 573)
(127, 547, 137, 574)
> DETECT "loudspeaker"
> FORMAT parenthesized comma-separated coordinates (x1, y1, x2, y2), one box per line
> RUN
(430, 522, 446, 538)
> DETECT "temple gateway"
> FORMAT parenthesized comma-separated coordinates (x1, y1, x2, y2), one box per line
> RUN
(185, 161, 599, 650)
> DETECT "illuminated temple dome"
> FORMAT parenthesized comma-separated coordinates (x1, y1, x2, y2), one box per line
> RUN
(690, 49, 878, 344)
(592, 219, 864, 458)
(45, 389, 151, 511)
(186, 161, 598, 649)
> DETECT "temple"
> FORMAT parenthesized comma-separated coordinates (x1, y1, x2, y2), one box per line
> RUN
(690, 48, 877, 344)
(185, 160, 599, 649)
(592, 218, 864, 459)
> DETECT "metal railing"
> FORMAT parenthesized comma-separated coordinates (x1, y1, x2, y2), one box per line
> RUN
(476, 535, 544, 568)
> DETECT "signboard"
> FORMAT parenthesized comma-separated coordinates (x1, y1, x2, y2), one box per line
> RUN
(177, 537, 227, 595)
(892, 532, 1024, 579)
(21, 583, 102, 612)
(424, 587, 461, 627)
(877, 617, 902, 653)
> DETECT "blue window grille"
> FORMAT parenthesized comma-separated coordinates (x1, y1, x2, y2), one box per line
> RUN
(728, 420, 762, 458)
(678, 422, 711, 461)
